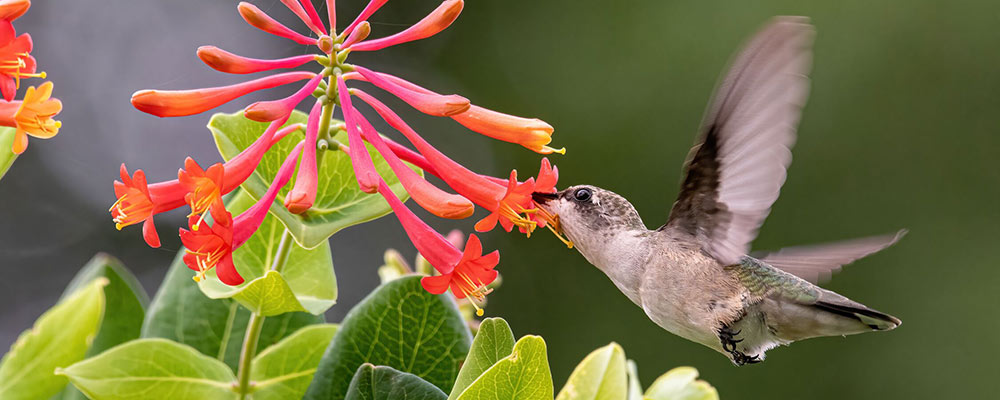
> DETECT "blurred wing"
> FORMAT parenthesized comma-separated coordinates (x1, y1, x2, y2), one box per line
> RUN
(752, 230, 907, 284)
(663, 17, 814, 264)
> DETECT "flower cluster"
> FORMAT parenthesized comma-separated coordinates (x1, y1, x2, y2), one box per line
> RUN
(113, 0, 568, 312)
(0, 0, 61, 154)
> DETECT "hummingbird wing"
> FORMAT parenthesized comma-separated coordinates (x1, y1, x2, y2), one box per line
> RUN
(662, 17, 814, 264)
(750, 230, 907, 284)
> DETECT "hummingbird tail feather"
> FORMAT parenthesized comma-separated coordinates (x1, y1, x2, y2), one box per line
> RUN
(813, 301, 901, 331)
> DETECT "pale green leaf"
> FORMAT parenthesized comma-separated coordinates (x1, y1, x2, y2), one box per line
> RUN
(448, 317, 515, 400)
(556, 342, 627, 400)
(304, 276, 472, 400)
(197, 190, 337, 316)
(58, 339, 237, 400)
(626, 360, 643, 400)
(210, 110, 417, 249)
(345, 364, 447, 400)
(0, 279, 107, 400)
(643, 367, 718, 400)
(54, 254, 149, 400)
(142, 250, 323, 371)
(454, 336, 553, 400)
(0, 127, 17, 181)
(251, 324, 338, 400)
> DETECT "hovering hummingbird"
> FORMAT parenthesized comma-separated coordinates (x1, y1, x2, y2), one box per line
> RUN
(532, 16, 903, 365)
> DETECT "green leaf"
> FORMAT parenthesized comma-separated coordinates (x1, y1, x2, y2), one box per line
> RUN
(197, 190, 337, 316)
(58, 339, 238, 400)
(643, 367, 718, 400)
(210, 110, 417, 249)
(54, 254, 149, 400)
(454, 335, 553, 400)
(304, 276, 472, 400)
(0, 127, 17, 181)
(143, 250, 323, 371)
(0, 279, 107, 400)
(626, 360, 643, 400)
(448, 317, 516, 400)
(556, 342, 627, 400)
(345, 364, 447, 400)
(251, 324, 338, 400)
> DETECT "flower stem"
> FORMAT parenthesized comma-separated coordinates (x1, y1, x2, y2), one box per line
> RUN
(235, 228, 294, 398)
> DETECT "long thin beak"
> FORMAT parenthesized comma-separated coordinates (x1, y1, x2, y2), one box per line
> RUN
(531, 191, 559, 203)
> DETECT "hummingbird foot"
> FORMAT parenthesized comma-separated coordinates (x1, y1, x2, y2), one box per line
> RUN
(718, 326, 761, 366)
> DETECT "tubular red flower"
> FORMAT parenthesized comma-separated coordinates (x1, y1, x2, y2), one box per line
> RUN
(353, 66, 469, 117)
(350, 0, 463, 52)
(351, 90, 474, 219)
(284, 101, 322, 214)
(0, 21, 41, 102)
(197, 46, 316, 75)
(0, 81, 61, 154)
(341, 21, 370, 49)
(0, 0, 29, 21)
(111, 165, 178, 248)
(473, 170, 537, 233)
(326, 0, 336, 34)
(337, 76, 379, 193)
(178, 157, 224, 226)
(131, 71, 315, 118)
(237, 2, 315, 45)
(180, 200, 240, 284)
(244, 73, 324, 122)
(453, 106, 562, 154)
(382, 135, 439, 177)
(233, 141, 304, 246)
(342, 0, 386, 37)
(279, 0, 327, 36)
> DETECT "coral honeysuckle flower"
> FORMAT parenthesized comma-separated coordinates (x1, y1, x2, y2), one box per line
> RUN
(0, 81, 61, 154)
(375, 180, 498, 315)
(345, 70, 559, 154)
(347, 90, 474, 219)
(340, 0, 386, 38)
(472, 170, 537, 234)
(348, 0, 463, 52)
(277, 0, 326, 36)
(237, 2, 315, 45)
(340, 21, 370, 49)
(244, 73, 324, 122)
(197, 46, 317, 75)
(337, 76, 379, 193)
(284, 101, 322, 214)
(111, 119, 302, 247)
(0, 0, 30, 22)
(180, 140, 305, 285)
(353, 66, 469, 117)
(177, 157, 224, 226)
(0, 21, 42, 102)
(131, 71, 315, 118)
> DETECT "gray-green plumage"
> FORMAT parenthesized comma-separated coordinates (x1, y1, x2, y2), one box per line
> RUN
(533, 16, 902, 365)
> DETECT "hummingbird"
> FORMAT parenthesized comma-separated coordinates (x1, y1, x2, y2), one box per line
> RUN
(532, 16, 903, 365)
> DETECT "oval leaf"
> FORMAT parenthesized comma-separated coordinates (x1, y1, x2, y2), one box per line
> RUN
(454, 335, 553, 400)
(54, 254, 149, 400)
(197, 189, 337, 316)
(209, 110, 417, 249)
(643, 367, 718, 400)
(143, 250, 323, 371)
(57, 339, 237, 400)
(0, 279, 107, 400)
(556, 342, 627, 400)
(448, 318, 516, 400)
(251, 324, 339, 400)
(304, 276, 472, 400)
(345, 364, 447, 400)
(0, 127, 17, 181)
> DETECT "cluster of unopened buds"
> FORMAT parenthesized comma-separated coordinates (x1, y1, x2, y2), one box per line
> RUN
(111, 0, 571, 315)
(0, 0, 61, 154)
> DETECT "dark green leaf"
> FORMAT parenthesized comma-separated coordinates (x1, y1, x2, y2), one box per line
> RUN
(53, 254, 149, 400)
(197, 190, 337, 316)
(304, 276, 472, 400)
(345, 364, 447, 400)
(142, 251, 323, 371)
(209, 110, 417, 249)
(448, 318, 516, 400)
(251, 324, 339, 400)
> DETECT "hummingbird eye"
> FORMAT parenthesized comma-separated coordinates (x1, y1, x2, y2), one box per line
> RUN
(573, 188, 593, 202)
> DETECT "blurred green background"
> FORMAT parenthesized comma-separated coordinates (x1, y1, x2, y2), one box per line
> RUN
(2, 0, 998, 399)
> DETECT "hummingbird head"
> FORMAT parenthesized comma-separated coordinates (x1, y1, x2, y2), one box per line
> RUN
(532, 185, 646, 257)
